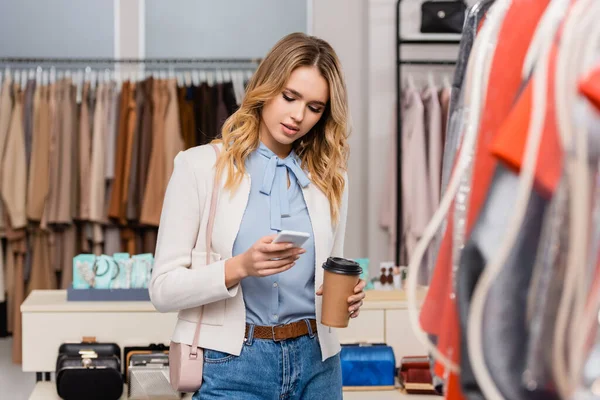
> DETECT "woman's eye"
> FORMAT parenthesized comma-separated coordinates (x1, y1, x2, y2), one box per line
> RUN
(309, 106, 323, 113)
(283, 93, 294, 102)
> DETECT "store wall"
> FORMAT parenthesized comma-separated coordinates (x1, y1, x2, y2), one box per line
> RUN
(145, 0, 307, 58)
(312, 0, 370, 265)
(0, 0, 115, 58)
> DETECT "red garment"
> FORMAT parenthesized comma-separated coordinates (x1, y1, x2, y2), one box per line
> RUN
(490, 44, 563, 196)
(579, 66, 600, 112)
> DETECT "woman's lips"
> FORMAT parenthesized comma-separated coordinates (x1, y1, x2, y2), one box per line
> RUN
(281, 123, 299, 136)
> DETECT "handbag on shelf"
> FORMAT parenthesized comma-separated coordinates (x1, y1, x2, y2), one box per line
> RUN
(55, 337, 123, 400)
(169, 143, 221, 393)
(128, 353, 180, 399)
(398, 355, 438, 395)
(340, 343, 396, 387)
(420, 0, 467, 34)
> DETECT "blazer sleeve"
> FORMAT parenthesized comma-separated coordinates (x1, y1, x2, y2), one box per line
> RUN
(331, 172, 349, 258)
(149, 150, 239, 313)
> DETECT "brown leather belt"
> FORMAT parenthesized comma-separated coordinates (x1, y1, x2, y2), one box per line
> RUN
(245, 319, 317, 342)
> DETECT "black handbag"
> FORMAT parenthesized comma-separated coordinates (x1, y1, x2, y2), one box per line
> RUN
(420, 1, 467, 34)
(55, 338, 123, 400)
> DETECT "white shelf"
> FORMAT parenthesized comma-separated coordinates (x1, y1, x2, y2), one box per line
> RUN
(21, 290, 157, 313)
(29, 382, 439, 400)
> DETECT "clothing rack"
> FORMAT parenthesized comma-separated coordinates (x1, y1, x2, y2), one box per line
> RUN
(0, 57, 261, 65)
(395, 0, 459, 266)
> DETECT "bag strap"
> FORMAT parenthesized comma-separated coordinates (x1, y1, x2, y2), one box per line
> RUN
(190, 143, 221, 357)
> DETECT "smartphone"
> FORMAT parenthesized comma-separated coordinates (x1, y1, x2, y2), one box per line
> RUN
(272, 230, 311, 248)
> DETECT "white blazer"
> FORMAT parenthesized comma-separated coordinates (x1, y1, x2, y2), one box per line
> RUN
(149, 143, 349, 361)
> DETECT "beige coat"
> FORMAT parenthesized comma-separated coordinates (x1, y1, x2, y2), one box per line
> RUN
(2, 84, 27, 229)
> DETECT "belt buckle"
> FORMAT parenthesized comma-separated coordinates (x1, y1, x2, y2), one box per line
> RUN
(271, 324, 285, 342)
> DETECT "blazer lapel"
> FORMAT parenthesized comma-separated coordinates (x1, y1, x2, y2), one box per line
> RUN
(302, 183, 332, 290)
(212, 167, 251, 258)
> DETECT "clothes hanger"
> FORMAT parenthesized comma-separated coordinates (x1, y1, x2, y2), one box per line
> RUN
(207, 70, 215, 86)
(223, 69, 231, 83)
(90, 69, 97, 90)
(522, 0, 571, 79)
(551, 1, 598, 396)
(551, 0, 595, 395)
(21, 69, 27, 89)
(233, 70, 244, 105)
(35, 66, 42, 86)
(568, 9, 600, 389)
(405, 0, 513, 374)
(427, 71, 435, 89)
(75, 69, 84, 103)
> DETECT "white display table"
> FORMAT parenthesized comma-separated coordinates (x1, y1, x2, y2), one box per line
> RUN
(29, 381, 440, 400)
(22, 288, 435, 400)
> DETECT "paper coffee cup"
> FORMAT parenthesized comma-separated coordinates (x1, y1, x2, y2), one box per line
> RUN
(321, 257, 362, 328)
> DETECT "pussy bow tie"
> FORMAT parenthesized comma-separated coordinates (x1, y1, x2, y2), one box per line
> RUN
(258, 144, 310, 231)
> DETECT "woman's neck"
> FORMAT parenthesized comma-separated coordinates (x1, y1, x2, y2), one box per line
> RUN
(259, 130, 292, 159)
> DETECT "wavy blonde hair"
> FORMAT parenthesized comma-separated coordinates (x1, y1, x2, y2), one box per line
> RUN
(213, 32, 350, 223)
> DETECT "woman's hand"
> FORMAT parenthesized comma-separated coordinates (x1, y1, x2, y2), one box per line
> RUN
(225, 234, 305, 287)
(316, 279, 367, 318)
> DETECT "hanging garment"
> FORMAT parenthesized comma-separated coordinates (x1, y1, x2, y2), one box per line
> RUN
(26, 229, 55, 296)
(59, 225, 76, 289)
(164, 79, 185, 192)
(43, 82, 61, 226)
(178, 85, 196, 150)
(422, 85, 443, 216)
(27, 84, 51, 221)
(401, 82, 431, 278)
(90, 83, 108, 224)
(78, 82, 92, 220)
(23, 80, 36, 168)
(126, 82, 144, 221)
(0, 237, 4, 303)
(135, 78, 154, 220)
(2, 84, 28, 229)
(109, 81, 137, 223)
(140, 79, 169, 226)
(440, 0, 496, 196)
(0, 77, 14, 233)
(439, 86, 451, 151)
(223, 81, 239, 116)
(8, 227, 26, 364)
(54, 79, 76, 224)
(194, 83, 215, 145)
(215, 83, 229, 137)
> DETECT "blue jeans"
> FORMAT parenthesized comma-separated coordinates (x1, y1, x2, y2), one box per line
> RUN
(194, 321, 342, 400)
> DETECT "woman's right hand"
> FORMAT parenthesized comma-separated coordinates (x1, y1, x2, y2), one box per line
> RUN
(239, 234, 305, 277)
(224, 234, 305, 287)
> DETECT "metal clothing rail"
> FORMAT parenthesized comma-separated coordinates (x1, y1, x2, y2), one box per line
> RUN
(0, 57, 261, 64)
(395, 0, 459, 266)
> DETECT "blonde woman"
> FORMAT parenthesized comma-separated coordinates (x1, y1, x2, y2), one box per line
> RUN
(150, 32, 366, 399)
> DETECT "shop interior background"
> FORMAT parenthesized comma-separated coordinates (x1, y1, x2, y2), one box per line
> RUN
(0, 1, 471, 398)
